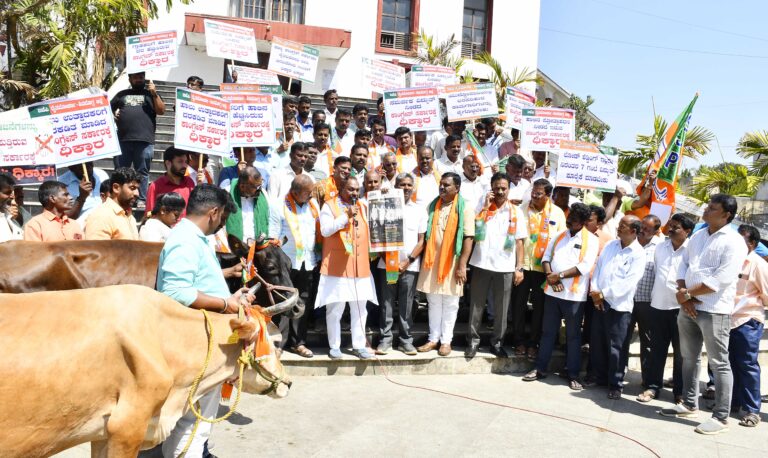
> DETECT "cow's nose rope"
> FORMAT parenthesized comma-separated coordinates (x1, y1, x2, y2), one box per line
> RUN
(178, 310, 248, 458)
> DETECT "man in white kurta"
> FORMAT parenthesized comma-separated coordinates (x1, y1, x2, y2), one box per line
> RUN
(315, 178, 377, 359)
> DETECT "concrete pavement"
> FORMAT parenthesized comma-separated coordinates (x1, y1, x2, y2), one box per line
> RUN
(55, 368, 768, 457)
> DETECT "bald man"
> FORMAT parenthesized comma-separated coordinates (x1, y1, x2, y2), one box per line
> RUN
(270, 173, 321, 358)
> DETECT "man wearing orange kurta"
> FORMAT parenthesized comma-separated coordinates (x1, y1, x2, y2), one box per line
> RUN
(315, 177, 377, 360)
(24, 181, 83, 242)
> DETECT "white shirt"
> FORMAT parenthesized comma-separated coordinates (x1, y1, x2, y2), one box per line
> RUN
(412, 169, 441, 208)
(270, 197, 321, 270)
(542, 228, 600, 302)
(508, 179, 531, 205)
(590, 239, 647, 312)
(139, 218, 172, 242)
(460, 174, 489, 212)
(0, 211, 23, 243)
(469, 203, 528, 272)
(334, 130, 356, 156)
(533, 165, 557, 185)
(241, 196, 255, 243)
(677, 224, 748, 314)
(436, 156, 463, 175)
(376, 201, 428, 273)
(253, 152, 278, 190)
(315, 150, 335, 178)
(267, 165, 316, 202)
(651, 238, 688, 311)
(602, 210, 624, 239)
(324, 107, 336, 127)
(429, 130, 447, 157)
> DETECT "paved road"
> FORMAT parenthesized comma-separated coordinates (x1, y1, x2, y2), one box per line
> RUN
(56, 369, 768, 457)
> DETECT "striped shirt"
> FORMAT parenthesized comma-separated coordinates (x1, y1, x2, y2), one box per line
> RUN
(677, 224, 748, 314)
(634, 235, 663, 302)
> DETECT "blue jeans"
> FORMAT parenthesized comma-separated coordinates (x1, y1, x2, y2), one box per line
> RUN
(729, 318, 763, 414)
(590, 305, 632, 390)
(117, 141, 153, 202)
(536, 295, 584, 380)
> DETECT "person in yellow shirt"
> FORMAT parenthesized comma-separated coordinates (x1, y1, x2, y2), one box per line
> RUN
(85, 167, 140, 240)
(511, 178, 567, 361)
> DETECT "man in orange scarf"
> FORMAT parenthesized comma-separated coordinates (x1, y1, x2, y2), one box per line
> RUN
(523, 203, 599, 391)
(512, 178, 566, 361)
(393, 126, 418, 173)
(313, 156, 351, 204)
(416, 172, 475, 357)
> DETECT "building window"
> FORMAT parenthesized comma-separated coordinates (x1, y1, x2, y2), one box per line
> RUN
(380, 0, 413, 51)
(462, 0, 488, 58)
(238, 0, 304, 24)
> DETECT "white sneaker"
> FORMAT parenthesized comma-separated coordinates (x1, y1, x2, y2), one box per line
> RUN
(695, 417, 729, 435)
(659, 403, 699, 418)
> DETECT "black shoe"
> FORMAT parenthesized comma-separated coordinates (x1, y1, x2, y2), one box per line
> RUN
(489, 345, 509, 358)
(465, 343, 479, 358)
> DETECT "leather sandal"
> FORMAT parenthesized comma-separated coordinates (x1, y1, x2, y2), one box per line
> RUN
(292, 345, 314, 358)
(636, 389, 657, 403)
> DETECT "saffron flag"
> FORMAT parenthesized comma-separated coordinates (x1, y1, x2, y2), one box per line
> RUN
(464, 128, 488, 175)
(631, 94, 698, 224)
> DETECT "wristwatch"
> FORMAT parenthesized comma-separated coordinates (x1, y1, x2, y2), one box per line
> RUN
(516, 267, 524, 273)
(558, 272, 565, 279)
(408, 255, 416, 263)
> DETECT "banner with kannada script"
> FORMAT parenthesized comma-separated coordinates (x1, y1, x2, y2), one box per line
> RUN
(444, 82, 498, 121)
(220, 83, 284, 137)
(204, 19, 259, 64)
(383, 87, 441, 134)
(505, 87, 536, 131)
(215, 92, 275, 147)
(227, 65, 281, 85)
(0, 108, 55, 166)
(406, 65, 458, 94)
(0, 164, 56, 186)
(27, 94, 121, 167)
(555, 140, 618, 192)
(362, 57, 406, 94)
(174, 88, 231, 157)
(125, 31, 178, 74)
(520, 107, 576, 152)
(268, 37, 319, 83)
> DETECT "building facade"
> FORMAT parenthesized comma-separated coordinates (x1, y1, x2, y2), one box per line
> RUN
(137, 0, 541, 98)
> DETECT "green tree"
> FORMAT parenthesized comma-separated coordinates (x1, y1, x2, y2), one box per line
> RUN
(473, 51, 538, 109)
(415, 31, 465, 75)
(1, 0, 190, 108)
(560, 94, 610, 144)
(737, 130, 768, 180)
(688, 163, 760, 202)
(618, 114, 714, 175)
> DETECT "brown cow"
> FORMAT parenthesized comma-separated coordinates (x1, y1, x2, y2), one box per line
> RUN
(0, 285, 291, 457)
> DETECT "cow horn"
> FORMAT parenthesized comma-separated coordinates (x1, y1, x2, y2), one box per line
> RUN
(261, 288, 299, 317)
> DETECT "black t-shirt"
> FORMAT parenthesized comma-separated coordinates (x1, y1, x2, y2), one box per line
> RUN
(110, 88, 161, 144)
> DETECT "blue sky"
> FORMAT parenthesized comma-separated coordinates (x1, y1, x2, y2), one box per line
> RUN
(538, 0, 768, 168)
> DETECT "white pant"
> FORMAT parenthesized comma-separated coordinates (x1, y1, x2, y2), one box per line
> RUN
(426, 293, 460, 344)
(162, 388, 221, 457)
(326, 300, 368, 350)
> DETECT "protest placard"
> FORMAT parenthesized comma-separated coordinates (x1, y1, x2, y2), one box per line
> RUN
(27, 94, 121, 167)
(0, 108, 56, 167)
(520, 107, 576, 152)
(174, 88, 230, 157)
(362, 57, 406, 94)
(367, 189, 405, 252)
(220, 83, 283, 137)
(505, 87, 536, 131)
(383, 87, 441, 134)
(0, 164, 56, 186)
(267, 37, 319, 83)
(215, 92, 275, 147)
(227, 65, 280, 85)
(125, 31, 178, 74)
(204, 19, 259, 64)
(444, 82, 498, 121)
(406, 65, 458, 94)
(555, 140, 618, 192)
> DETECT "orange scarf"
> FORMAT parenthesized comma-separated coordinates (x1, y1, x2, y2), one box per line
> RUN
(545, 228, 589, 293)
(285, 192, 322, 259)
(411, 167, 441, 203)
(475, 200, 517, 242)
(529, 199, 552, 266)
(422, 194, 462, 284)
(321, 177, 339, 203)
(329, 198, 365, 254)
